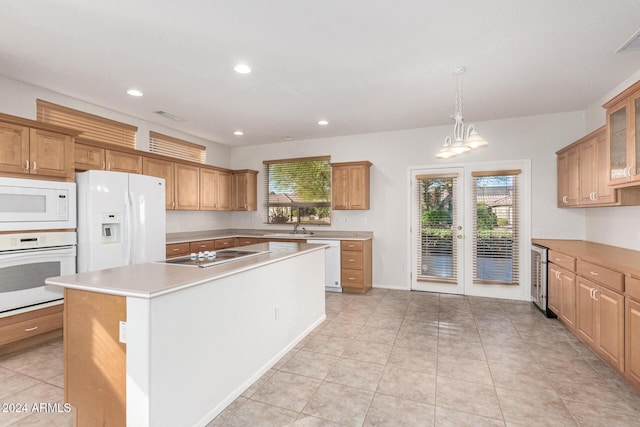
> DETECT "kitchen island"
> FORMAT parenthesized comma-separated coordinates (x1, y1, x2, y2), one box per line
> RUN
(46, 242, 327, 427)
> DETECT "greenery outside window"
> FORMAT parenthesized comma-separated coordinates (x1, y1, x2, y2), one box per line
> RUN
(263, 156, 331, 225)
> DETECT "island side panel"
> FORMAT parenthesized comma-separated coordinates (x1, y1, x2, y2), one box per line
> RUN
(145, 249, 326, 427)
(64, 288, 126, 427)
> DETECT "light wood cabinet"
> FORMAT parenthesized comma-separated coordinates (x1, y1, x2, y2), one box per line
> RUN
(236, 237, 259, 246)
(190, 240, 215, 252)
(143, 157, 175, 209)
(214, 238, 236, 249)
(232, 170, 258, 211)
(75, 142, 105, 170)
(0, 119, 75, 180)
(166, 242, 190, 258)
(331, 161, 372, 210)
(578, 128, 617, 205)
(548, 256, 576, 330)
(603, 80, 640, 186)
(340, 240, 372, 294)
(106, 149, 142, 174)
(626, 296, 640, 391)
(557, 146, 579, 207)
(200, 168, 232, 211)
(0, 304, 63, 349)
(576, 276, 625, 371)
(175, 163, 200, 210)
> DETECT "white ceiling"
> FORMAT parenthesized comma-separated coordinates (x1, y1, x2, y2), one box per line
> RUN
(1, 0, 640, 146)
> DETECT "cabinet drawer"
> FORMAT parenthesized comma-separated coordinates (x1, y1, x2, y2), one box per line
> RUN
(236, 237, 258, 246)
(341, 251, 363, 269)
(549, 250, 576, 271)
(166, 242, 190, 258)
(214, 238, 236, 249)
(341, 269, 364, 287)
(341, 240, 363, 252)
(0, 312, 63, 346)
(577, 260, 624, 293)
(626, 276, 640, 301)
(189, 240, 214, 252)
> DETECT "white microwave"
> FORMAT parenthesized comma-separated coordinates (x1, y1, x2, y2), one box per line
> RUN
(0, 177, 76, 231)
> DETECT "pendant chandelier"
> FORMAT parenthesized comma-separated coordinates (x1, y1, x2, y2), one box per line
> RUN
(436, 67, 488, 159)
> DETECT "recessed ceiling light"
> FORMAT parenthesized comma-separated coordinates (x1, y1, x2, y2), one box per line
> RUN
(233, 130, 244, 136)
(127, 89, 143, 97)
(234, 64, 252, 74)
(318, 120, 329, 126)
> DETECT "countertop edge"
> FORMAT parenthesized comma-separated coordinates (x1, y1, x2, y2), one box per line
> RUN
(166, 229, 373, 244)
(46, 243, 328, 299)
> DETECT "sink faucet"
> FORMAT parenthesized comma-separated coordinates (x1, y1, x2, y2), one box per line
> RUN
(293, 224, 299, 234)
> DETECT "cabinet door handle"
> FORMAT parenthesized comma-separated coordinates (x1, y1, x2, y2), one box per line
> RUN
(32, 161, 37, 171)
(25, 160, 29, 170)
(589, 271, 599, 276)
(24, 326, 38, 332)
(593, 289, 600, 300)
(102, 161, 106, 169)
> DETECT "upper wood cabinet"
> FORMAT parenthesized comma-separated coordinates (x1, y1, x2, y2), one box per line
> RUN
(75, 140, 142, 175)
(75, 142, 105, 171)
(200, 168, 232, 211)
(143, 157, 175, 209)
(557, 146, 579, 207)
(175, 163, 199, 210)
(105, 149, 142, 174)
(331, 161, 372, 210)
(557, 126, 640, 208)
(0, 118, 75, 181)
(603, 80, 640, 186)
(231, 170, 258, 211)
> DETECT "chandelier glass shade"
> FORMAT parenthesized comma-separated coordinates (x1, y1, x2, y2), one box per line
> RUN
(435, 67, 488, 159)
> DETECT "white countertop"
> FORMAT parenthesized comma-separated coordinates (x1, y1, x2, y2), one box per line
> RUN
(166, 228, 373, 244)
(46, 242, 327, 299)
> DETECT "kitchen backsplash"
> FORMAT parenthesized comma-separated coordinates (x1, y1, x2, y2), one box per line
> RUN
(166, 210, 232, 233)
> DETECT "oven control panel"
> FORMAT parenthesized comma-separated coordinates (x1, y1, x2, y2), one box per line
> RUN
(0, 232, 77, 251)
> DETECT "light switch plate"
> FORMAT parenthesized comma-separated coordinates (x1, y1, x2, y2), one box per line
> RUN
(119, 321, 127, 344)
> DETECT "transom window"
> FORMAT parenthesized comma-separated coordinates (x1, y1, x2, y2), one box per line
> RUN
(263, 156, 331, 225)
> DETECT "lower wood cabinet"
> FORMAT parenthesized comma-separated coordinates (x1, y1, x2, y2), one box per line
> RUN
(576, 276, 625, 371)
(166, 242, 190, 258)
(214, 238, 235, 249)
(626, 297, 640, 390)
(190, 240, 214, 252)
(0, 304, 63, 349)
(236, 237, 258, 246)
(340, 240, 372, 294)
(548, 263, 576, 330)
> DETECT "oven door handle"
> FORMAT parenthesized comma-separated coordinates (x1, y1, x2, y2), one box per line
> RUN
(0, 245, 76, 261)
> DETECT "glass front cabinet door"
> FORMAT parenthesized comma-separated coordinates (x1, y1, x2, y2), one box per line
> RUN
(604, 82, 640, 186)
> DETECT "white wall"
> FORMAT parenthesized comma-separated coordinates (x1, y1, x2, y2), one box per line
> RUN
(0, 75, 234, 233)
(583, 69, 640, 251)
(230, 111, 586, 289)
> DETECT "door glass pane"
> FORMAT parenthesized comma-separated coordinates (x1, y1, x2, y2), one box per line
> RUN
(610, 106, 627, 179)
(472, 175, 519, 284)
(417, 176, 457, 282)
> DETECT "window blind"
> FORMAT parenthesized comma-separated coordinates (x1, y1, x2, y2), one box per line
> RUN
(149, 131, 206, 163)
(416, 174, 459, 283)
(471, 170, 521, 285)
(263, 156, 331, 225)
(36, 100, 137, 148)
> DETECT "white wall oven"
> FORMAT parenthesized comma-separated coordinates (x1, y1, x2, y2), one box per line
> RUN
(0, 232, 76, 314)
(0, 177, 76, 231)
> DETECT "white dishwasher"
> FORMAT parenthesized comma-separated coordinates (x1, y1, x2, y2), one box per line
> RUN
(308, 240, 342, 292)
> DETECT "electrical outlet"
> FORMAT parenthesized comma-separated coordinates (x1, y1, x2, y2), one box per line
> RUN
(119, 321, 127, 343)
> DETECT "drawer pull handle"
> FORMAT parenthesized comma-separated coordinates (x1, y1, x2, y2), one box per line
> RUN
(173, 248, 180, 251)
(348, 259, 355, 262)
(25, 326, 38, 332)
(590, 271, 599, 276)
(348, 277, 355, 280)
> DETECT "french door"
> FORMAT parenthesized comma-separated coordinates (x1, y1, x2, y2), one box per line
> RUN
(411, 162, 528, 299)
(411, 168, 465, 294)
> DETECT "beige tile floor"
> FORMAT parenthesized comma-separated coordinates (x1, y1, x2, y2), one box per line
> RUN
(2, 289, 640, 426)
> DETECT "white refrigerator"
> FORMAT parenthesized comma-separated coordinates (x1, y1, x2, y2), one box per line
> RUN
(76, 170, 166, 273)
